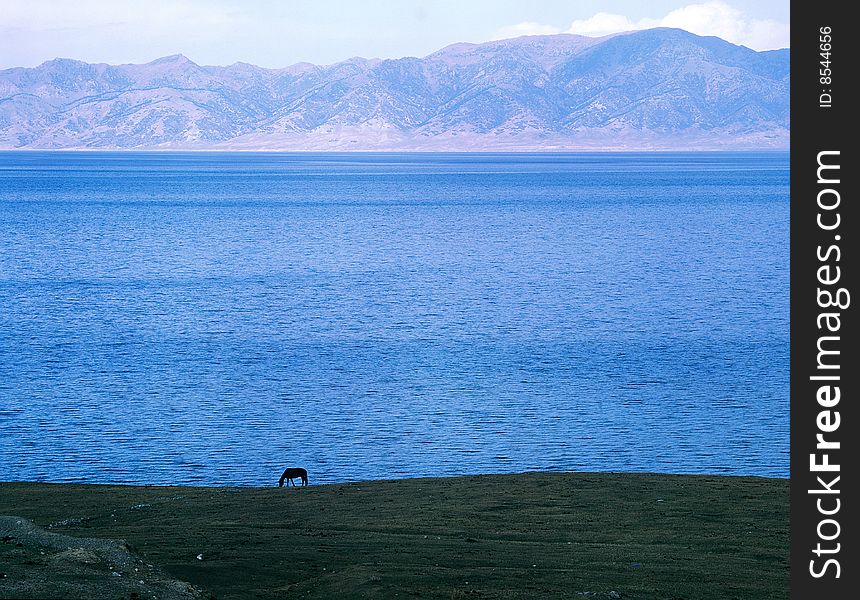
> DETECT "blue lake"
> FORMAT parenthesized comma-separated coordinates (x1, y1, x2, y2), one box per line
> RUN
(0, 152, 789, 485)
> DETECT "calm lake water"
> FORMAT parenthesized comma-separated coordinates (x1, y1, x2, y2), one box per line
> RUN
(0, 152, 789, 485)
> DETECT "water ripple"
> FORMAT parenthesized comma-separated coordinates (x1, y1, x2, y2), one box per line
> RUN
(0, 152, 789, 485)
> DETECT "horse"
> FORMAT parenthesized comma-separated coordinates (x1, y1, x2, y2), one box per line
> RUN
(278, 467, 308, 487)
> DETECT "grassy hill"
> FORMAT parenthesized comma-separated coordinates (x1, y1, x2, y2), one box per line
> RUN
(0, 472, 788, 599)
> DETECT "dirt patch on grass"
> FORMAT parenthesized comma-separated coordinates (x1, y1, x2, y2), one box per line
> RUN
(0, 516, 210, 600)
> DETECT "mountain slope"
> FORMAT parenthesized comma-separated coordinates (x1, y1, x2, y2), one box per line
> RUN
(0, 29, 789, 150)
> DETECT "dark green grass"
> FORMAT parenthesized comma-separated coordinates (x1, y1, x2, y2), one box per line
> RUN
(0, 472, 788, 599)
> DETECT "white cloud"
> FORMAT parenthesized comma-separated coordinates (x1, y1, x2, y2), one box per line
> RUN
(565, 13, 657, 38)
(657, 2, 789, 49)
(494, 2, 789, 50)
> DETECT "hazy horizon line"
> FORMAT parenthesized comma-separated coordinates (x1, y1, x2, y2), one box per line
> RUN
(4, 27, 789, 72)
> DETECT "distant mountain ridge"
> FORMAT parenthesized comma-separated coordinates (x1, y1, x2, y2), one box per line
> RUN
(0, 28, 789, 150)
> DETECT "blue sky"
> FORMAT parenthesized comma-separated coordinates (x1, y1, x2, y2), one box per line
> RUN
(0, 0, 790, 69)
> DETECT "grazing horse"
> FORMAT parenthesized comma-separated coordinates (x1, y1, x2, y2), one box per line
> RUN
(278, 467, 308, 487)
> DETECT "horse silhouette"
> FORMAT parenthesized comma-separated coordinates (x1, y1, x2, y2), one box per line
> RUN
(278, 467, 308, 487)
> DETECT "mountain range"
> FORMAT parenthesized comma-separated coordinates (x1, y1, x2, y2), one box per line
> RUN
(0, 28, 789, 151)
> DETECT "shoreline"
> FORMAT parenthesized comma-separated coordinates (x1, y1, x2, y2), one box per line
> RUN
(0, 469, 791, 489)
(0, 147, 790, 154)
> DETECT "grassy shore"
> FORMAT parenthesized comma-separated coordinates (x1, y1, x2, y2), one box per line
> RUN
(0, 472, 788, 599)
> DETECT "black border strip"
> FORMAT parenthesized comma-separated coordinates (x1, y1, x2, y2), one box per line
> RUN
(791, 2, 856, 595)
